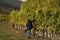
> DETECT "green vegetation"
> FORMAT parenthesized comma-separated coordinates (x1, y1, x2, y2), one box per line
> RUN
(9, 0, 60, 40)
(0, 23, 36, 40)
(0, 0, 60, 40)
(10, 0, 60, 30)
(0, 14, 10, 23)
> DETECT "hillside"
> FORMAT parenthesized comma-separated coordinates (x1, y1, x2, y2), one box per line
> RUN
(0, 22, 51, 40)
(0, 0, 21, 9)
(0, 0, 21, 14)
(0, 6, 12, 14)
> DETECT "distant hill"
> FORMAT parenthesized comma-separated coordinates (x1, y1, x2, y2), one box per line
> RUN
(0, 0, 21, 9)
(0, 0, 21, 14)
(0, 6, 12, 14)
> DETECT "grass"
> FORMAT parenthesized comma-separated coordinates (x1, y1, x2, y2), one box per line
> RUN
(0, 22, 34, 40)
(0, 21, 51, 40)
(0, 21, 37, 40)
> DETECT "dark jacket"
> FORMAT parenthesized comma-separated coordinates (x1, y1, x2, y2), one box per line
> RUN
(26, 20, 33, 30)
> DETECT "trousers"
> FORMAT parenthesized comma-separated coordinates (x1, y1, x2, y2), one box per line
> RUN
(27, 30, 31, 38)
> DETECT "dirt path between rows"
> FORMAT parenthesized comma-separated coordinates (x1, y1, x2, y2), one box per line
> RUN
(0, 23, 50, 40)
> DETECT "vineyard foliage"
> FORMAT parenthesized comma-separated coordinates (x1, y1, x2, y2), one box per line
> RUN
(0, 14, 10, 22)
(10, 0, 60, 34)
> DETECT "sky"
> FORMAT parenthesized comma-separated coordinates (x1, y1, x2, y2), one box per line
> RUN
(20, 0, 26, 1)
